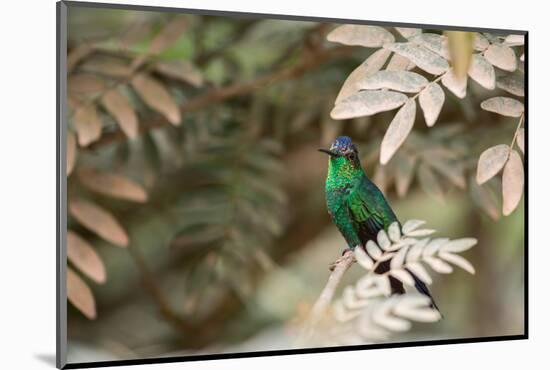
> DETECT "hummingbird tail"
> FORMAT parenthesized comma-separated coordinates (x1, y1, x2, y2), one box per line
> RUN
(376, 260, 406, 294)
(407, 268, 443, 318)
(374, 256, 443, 318)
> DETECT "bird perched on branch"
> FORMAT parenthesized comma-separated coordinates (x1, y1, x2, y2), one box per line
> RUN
(319, 136, 440, 313)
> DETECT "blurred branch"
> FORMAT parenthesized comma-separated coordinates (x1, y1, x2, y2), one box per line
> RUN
(127, 244, 196, 333)
(90, 43, 353, 149)
(194, 19, 259, 66)
(270, 23, 332, 70)
(300, 249, 355, 342)
(129, 240, 245, 346)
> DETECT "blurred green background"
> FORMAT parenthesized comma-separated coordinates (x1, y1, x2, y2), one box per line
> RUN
(65, 5, 524, 363)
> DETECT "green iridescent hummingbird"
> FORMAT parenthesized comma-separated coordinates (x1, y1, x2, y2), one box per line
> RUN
(319, 136, 440, 311)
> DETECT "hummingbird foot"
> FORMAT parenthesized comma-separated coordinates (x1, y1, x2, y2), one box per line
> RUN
(328, 249, 355, 271)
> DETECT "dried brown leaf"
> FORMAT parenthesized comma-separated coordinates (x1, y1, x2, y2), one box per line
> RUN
(78, 168, 148, 202)
(481, 97, 524, 117)
(69, 198, 129, 247)
(468, 54, 496, 90)
(67, 231, 106, 284)
(67, 267, 97, 319)
(419, 82, 445, 127)
(101, 90, 139, 139)
(131, 73, 181, 125)
(411, 33, 450, 60)
(496, 74, 524, 97)
(74, 104, 102, 147)
(67, 45, 93, 72)
(395, 27, 422, 39)
(68, 74, 105, 95)
(407, 262, 432, 285)
(386, 53, 415, 71)
(380, 99, 416, 165)
(484, 44, 517, 72)
(155, 61, 204, 87)
(67, 131, 77, 176)
(473, 33, 490, 51)
(327, 25, 395, 47)
(476, 144, 510, 184)
(81, 58, 132, 78)
(384, 42, 449, 75)
(67, 95, 80, 112)
(440, 238, 477, 254)
(358, 70, 428, 93)
(149, 16, 188, 54)
(390, 269, 415, 286)
(441, 69, 467, 98)
(504, 34, 525, 46)
(119, 19, 153, 50)
(439, 252, 475, 274)
(424, 256, 453, 273)
(331, 90, 408, 120)
(335, 49, 392, 104)
(517, 128, 525, 153)
(502, 150, 524, 215)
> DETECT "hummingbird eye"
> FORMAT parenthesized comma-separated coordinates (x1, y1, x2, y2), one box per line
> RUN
(346, 151, 356, 160)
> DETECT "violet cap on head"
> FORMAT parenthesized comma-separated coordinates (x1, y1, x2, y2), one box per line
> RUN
(318, 136, 358, 158)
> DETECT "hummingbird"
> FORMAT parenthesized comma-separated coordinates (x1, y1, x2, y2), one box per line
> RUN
(319, 136, 440, 312)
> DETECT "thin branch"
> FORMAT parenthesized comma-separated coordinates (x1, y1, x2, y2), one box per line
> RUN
(127, 244, 196, 333)
(193, 19, 259, 66)
(410, 73, 445, 101)
(89, 44, 352, 149)
(300, 249, 355, 343)
(510, 113, 524, 150)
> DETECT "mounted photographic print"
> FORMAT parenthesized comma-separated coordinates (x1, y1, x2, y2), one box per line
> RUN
(57, 1, 527, 368)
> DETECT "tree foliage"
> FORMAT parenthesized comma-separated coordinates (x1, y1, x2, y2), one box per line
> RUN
(304, 220, 476, 344)
(65, 10, 524, 355)
(328, 25, 525, 218)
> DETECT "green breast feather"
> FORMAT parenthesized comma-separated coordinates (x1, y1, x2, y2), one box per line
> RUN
(325, 156, 398, 248)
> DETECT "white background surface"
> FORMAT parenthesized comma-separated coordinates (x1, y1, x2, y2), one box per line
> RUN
(0, 0, 544, 369)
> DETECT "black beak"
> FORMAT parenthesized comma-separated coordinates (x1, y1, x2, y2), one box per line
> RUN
(318, 148, 339, 157)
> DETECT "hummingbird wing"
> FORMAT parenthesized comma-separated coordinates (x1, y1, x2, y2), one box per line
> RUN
(345, 176, 441, 313)
(345, 175, 398, 244)
(345, 177, 406, 295)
